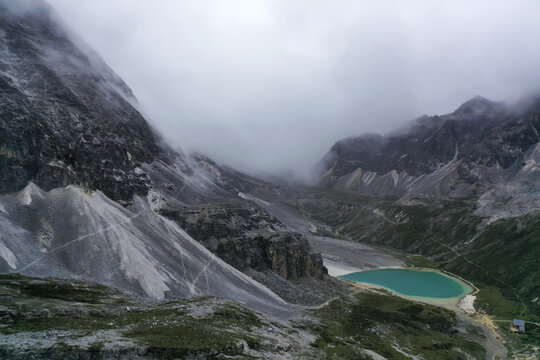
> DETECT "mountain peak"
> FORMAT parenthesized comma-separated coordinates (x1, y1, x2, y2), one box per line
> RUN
(0, 0, 52, 18)
(452, 95, 505, 117)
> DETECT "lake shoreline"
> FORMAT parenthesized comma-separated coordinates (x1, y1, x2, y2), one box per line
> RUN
(340, 268, 472, 301)
(343, 275, 508, 359)
(349, 281, 465, 308)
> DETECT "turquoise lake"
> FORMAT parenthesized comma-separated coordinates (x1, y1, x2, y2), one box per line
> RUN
(340, 268, 469, 299)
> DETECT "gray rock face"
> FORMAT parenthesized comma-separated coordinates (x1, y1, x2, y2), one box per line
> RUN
(320, 95, 540, 198)
(474, 142, 540, 220)
(0, 0, 160, 203)
(159, 203, 325, 280)
(0, 184, 290, 315)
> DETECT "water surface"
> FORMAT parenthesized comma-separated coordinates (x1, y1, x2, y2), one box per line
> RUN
(340, 268, 469, 299)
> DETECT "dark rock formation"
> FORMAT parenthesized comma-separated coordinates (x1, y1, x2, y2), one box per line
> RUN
(217, 233, 325, 280)
(158, 204, 326, 280)
(158, 204, 283, 242)
(0, 1, 161, 203)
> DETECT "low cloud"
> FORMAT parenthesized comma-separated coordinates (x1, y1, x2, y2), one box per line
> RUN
(44, 0, 540, 179)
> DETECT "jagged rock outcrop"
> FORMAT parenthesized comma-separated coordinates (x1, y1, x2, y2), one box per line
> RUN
(320, 95, 540, 199)
(158, 205, 326, 280)
(263, 233, 325, 279)
(158, 204, 284, 242)
(216, 233, 325, 280)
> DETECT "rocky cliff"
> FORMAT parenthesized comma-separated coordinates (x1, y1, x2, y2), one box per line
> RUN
(159, 204, 325, 280)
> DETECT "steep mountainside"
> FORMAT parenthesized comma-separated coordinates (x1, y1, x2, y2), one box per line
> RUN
(0, 0, 328, 314)
(0, 1, 160, 203)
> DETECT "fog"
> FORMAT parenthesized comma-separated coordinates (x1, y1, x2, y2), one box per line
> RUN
(45, 0, 540, 179)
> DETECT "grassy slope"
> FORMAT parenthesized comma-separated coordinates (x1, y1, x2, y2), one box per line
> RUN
(0, 274, 272, 358)
(299, 189, 540, 347)
(0, 273, 491, 359)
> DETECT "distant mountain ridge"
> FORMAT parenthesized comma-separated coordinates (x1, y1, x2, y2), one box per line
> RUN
(319, 93, 540, 215)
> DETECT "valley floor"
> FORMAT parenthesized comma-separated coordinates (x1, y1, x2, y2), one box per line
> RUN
(314, 239, 510, 359)
(2, 187, 534, 359)
(252, 190, 521, 359)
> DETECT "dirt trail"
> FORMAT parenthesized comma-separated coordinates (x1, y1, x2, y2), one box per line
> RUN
(457, 313, 509, 360)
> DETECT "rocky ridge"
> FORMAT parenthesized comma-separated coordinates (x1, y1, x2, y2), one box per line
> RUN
(320, 95, 540, 217)
(158, 204, 325, 281)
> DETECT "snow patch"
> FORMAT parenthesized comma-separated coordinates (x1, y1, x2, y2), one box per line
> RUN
(361, 349, 387, 360)
(47, 160, 67, 168)
(147, 189, 166, 211)
(21, 189, 32, 205)
(522, 143, 540, 172)
(362, 171, 377, 185)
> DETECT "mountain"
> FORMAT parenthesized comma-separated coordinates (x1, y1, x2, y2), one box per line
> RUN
(0, 0, 328, 315)
(2, 1, 536, 357)
(320, 95, 540, 217)
(310, 93, 540, 344)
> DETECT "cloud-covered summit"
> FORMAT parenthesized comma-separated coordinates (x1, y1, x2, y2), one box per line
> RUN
(39, 0, 540, 179)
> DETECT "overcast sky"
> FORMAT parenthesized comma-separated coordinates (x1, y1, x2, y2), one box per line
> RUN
(46, 0, 540, 179)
